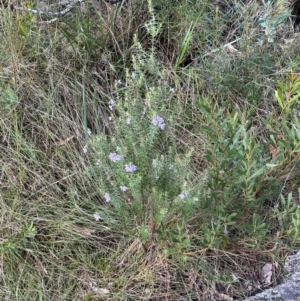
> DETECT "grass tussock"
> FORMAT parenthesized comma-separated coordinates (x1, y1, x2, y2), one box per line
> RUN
(1, 0, 300, 300)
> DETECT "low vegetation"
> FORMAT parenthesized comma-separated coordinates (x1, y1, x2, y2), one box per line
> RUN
(1, 0, 300, 300)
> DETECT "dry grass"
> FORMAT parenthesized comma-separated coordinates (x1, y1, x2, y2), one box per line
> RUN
(1, 1, 300, 300)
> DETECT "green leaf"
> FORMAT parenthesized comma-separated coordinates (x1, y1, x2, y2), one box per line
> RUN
(248, 167, 266, 181)
(287, 93, 300, 108)
(227, 212, 237, 219)
(293, 116, 300, 140)
(139, 226, 149, 241)
(273, 13, 291, 24)
(291, 82, 300, 94)
(283, 124, 296, 143)
(275, 89, 284, 110)
(175, 16, 200, 70)
(266, 163, 278, 168)
(277, 80, 286, 92)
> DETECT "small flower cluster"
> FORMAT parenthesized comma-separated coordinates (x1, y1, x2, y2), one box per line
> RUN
(109, 153, 122, 162)
(108, 99, 114, 111)
(97, 185, 128, 209)
(104, 193, 111, 202)
(82, 145, 88, 154)
(82, 129, 92, 153)
(120, 185, 128, 191)
(108, 148, 137, 173)
(152, 115, 166, 130)
(125, 164, 137, 172)
(179, 191, 189, 200)
(93, 213, 101, 221)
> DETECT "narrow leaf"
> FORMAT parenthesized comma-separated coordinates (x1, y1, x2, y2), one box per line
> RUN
(275, 90, 284, 109)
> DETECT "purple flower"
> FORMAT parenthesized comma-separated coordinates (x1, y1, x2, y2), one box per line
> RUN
(152, 115, 166, 130)
(104, 193, 111, 202)
(152, 115, 163, 126)
(93, 213, 101, 221)
(126, 118, 131, 124)
(125, 164, 137, 172)
(109, 153, 122, 162)
(120, 185, 128, 191)
(82, 145, 88, 154)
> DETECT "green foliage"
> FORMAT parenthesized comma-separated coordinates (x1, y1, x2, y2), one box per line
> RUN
(274, 192, 300, 244)
(0, 84, 18, 110)
(85, 12, 194, 259)
(275, 72, 300, 116)
(195, 95, 300, 250)
(17, 1, 37, 37)
(258, 0, 290, 44)
(0, 221, 36, 258)
(82, 3, 300, 263)
(174, 18, 199, 70)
